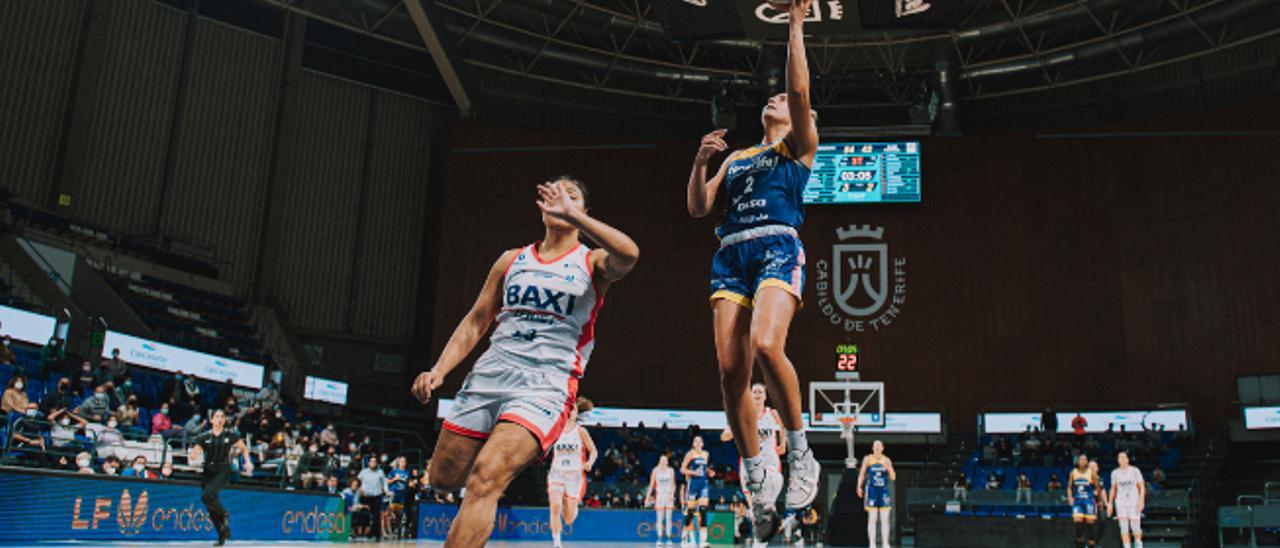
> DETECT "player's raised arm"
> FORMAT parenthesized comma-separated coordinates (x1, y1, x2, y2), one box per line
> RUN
(783, 0, 818, 164)
(688, 130, 733, 217)
(411, 249, 516, 403)
(536, 182, 640, 284)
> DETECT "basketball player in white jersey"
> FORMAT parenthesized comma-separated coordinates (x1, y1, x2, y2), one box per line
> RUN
(548, 398, 597, 548)
(1108, 451, 1146, 548)
(645, 454, 678, 546)
(721, 383, 786, 506)
(412, 178, 639, 547)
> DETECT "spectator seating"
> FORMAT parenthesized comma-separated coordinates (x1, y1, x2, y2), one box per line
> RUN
(101, 270, 265, 363)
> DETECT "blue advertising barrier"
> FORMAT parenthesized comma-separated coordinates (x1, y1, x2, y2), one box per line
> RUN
(0, 467, 348, 542)
(418, 503, 734, 542)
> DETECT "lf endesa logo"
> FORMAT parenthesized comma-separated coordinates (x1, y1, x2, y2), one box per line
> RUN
(281, 506, 348, 535)
(72, 490, 213, 536)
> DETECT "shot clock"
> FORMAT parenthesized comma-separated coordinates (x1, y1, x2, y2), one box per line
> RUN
(836, 343, 860, 379)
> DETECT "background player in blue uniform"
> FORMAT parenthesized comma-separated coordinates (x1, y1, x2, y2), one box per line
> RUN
(385, 456, 411, 538)
(857, 440, 896, 548)
(685, 0, 822, 542)
(1069, 454, 1100, 547)
(680, 436, 713, 547)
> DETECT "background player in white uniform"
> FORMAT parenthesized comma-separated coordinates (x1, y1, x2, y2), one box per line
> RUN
(547, 398, 597, 548)
(722, 383, 787, 499)
(1108, 451, 1146, 548)
(646, 455, 678, 546)
(412, 178, 639, 547)
(857, 440, 896, 548)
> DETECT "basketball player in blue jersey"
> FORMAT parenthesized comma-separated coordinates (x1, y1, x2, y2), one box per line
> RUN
(857, 440, 896, 548)
(1068, 454, 1100, 548)
(685, 0, 821, 541)
(411, 178, 639, 547)
(680, 436, 714, 548)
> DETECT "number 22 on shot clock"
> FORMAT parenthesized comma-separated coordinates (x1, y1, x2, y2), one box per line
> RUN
(835, 344, 859, 372)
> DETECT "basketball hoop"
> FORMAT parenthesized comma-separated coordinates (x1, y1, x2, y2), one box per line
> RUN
(838, 415, 857, 438)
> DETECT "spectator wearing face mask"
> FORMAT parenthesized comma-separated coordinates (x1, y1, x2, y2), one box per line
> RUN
(115, 395, 141, 429)
(122, 455, 154, 479)
(42, 378, 88, 427)
(76, 385, 112, 423)
(114, 379, 136, 408)
(71, 360, 95, 396)
(12, 402, 49, 460)
(159, 461, 174, 480)
(50, 413, 79, 448)
(95, 415, 126, 457)
(76, 452, 95, 474)
(40, 336, 65, 375)
(152, 403, 182, 439)
(184, 409, 208, 437)
(0, 335, 16, 365)
(102, 455, 122, 476)
(2, 375, 29, 416)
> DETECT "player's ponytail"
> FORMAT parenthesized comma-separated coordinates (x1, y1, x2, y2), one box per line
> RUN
(576, 396, 594, 414)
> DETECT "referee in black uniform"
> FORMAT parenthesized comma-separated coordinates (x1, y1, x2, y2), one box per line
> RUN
(188, 409, 253, 546)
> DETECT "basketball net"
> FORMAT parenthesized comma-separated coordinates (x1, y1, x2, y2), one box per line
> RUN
(838, 415, 858, 469)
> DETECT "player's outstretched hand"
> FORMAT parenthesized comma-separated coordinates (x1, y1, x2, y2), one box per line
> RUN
(412, 370, 443, 404)
(767, 0, 812, 18)
(536, 181, 583, 221)
(696, 129, 728, 163)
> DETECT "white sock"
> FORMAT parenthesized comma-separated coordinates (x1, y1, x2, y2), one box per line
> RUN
(787, 429, 809, 457)
(1122, 540, 1131, 548)
(552, 530, 561, 544)
(745, 454, 767, 483)
(1135, 541, 1143, 548)
(699, 527, 707, 543)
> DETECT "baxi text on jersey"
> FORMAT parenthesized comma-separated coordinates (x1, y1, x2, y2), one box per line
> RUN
(505, 284, 580, 315)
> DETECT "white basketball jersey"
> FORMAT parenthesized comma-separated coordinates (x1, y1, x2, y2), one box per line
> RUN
(757, 406, 782, 469)
(653, 467, 676, 497)
(485, 243, 601, 377)
(551, 424, 585, 472)
(1111, 467, 1143, 504)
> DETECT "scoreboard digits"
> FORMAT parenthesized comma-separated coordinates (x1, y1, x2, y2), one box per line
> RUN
(803, 141, 922, 204)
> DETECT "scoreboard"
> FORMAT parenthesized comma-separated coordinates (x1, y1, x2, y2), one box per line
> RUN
(803, 141, 922, 204)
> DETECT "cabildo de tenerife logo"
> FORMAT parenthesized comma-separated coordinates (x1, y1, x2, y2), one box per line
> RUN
(815, 225, 906, 332)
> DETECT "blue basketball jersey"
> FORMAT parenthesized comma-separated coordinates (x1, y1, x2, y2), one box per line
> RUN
(716, 140, 810, 239)
(688, 453, 708, 479)
(866, 463, 889, 490)
(1072, 471, 1096, 502)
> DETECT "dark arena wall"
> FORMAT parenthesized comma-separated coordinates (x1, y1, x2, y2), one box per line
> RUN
(427, 99, 1280, 430)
